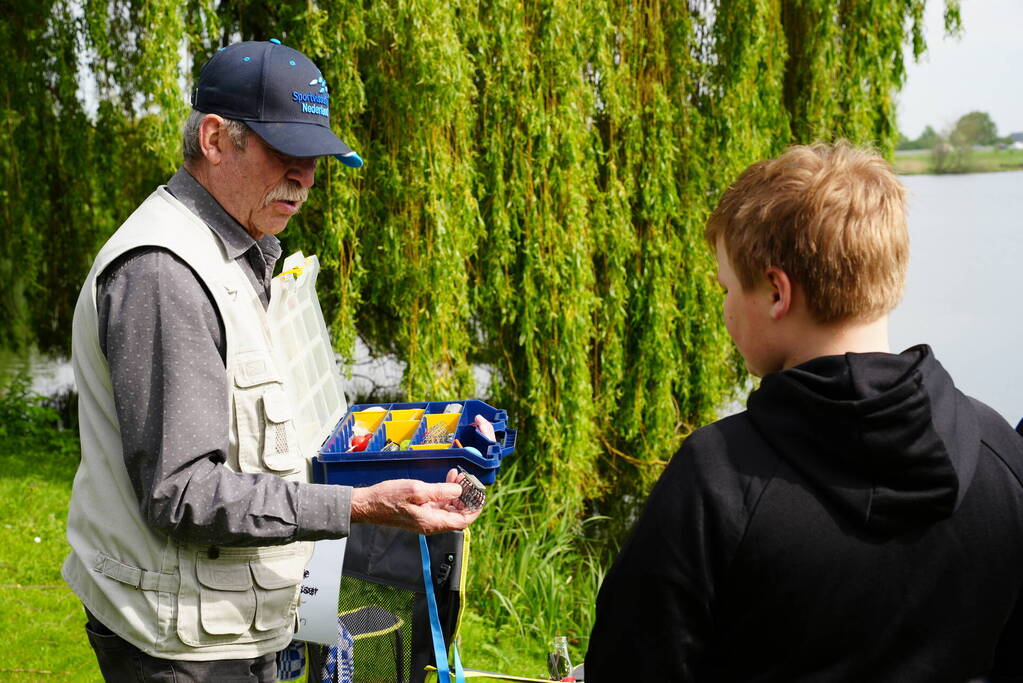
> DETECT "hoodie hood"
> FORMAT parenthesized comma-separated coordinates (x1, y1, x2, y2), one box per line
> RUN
(747, 345, 980, 535)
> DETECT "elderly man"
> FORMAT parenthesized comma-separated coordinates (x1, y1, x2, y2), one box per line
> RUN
(63, 40, 478, 681)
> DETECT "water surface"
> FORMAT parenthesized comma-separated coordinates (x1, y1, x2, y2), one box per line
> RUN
(890, 171, 1023, 426)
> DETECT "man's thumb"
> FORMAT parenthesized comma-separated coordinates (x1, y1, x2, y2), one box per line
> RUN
(423, 482, 463, 502)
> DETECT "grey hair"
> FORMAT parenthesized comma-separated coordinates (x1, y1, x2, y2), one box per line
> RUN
(181, 109, 250, 163)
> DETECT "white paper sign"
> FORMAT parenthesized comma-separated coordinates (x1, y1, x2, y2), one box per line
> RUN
(295, 538, 347, 644)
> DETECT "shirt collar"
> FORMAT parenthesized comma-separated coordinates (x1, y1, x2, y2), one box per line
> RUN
(166, 167, 282, 264)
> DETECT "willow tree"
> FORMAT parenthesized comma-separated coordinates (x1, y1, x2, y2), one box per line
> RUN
(1, 3, 95, 352)
(1, 0, 960, 536)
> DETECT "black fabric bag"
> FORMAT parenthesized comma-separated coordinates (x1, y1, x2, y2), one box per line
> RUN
(326, 523, 465, 683)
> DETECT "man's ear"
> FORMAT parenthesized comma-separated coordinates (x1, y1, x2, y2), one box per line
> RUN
(197, 114, 227, 165)
(764, 266, 793, 320)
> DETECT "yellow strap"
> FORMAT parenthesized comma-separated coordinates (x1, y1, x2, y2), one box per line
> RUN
(425, 667, 553, 682)
(275, 265, 303, 279)
(454, 526, 470, 638)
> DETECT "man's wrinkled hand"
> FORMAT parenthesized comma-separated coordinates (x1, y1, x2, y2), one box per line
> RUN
(350, 468, 483, 535)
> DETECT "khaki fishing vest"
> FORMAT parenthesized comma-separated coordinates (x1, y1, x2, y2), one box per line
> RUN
(63, 187, 315, 660)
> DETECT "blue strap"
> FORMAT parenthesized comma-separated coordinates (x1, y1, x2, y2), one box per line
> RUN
(453, 641, 465, 680)
(418, 534, 465, 683)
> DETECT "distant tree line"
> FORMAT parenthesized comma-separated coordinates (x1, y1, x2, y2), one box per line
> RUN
(898, 111, 1018, 172)
(899, 111, 1009, 149)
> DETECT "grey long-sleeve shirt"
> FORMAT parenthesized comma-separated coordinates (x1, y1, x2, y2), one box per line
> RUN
(96, 167, 351, 547)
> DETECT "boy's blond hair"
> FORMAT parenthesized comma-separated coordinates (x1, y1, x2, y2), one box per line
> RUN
(705, 142, 908, 324)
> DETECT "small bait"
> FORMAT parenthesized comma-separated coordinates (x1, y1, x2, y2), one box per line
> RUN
(457, 466, 486, 511)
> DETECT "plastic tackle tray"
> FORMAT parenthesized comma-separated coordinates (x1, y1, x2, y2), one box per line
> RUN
(312, 400, 516, 487)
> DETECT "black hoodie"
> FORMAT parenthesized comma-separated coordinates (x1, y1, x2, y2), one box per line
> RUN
(587, 346, 1023, 682)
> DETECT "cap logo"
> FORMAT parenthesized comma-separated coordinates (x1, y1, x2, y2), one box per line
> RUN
(291, 73, 330, 118)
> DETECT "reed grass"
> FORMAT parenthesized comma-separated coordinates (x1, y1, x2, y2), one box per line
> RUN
(458, 460, 606, 676)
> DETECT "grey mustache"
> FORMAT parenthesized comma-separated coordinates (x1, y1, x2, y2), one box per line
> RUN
(265, 182, 309, 206)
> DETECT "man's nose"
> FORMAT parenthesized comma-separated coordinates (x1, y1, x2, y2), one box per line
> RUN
(288, 156, 317, 188)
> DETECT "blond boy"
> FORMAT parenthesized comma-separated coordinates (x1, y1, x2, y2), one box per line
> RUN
(586, 143, 1023, 682)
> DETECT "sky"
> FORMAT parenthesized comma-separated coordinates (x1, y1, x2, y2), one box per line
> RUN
(897, 0, 1023, 139)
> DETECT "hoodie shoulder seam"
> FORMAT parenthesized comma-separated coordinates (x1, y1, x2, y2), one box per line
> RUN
(731, 454, 784, 560)
(719, 414, 785, 578)
(985, 439, 1023, 490)
(968, 397, 1023, 490)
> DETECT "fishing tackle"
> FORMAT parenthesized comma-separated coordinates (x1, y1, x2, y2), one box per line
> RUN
(423, 423, 454, 444)
(457, 466, 486, 511)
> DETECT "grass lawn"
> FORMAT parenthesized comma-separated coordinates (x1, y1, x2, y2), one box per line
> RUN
(0, 379, 585, 681)
(0, 422, 96, 680)
(0, 445, 554, 681)
(893, 148, 1023, 175)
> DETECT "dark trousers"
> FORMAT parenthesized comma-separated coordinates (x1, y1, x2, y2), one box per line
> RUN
(84, 608, 278, 683)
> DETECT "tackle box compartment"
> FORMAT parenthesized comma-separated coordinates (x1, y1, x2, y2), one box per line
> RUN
(312, 399, 516, 486)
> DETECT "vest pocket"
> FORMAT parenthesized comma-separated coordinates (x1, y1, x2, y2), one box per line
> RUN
(260, 388, 304, 475)
(176, 544, 311, 648)
(197, 557, 255, 636)
(233, 362, 304, 476)
(252, 551, 307, 631)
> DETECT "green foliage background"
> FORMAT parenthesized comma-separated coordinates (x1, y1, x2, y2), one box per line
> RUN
(0, 0, 960, 656)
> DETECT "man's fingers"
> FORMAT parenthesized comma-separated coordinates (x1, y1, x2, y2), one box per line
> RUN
(414, 481, 464, 503)
(418, 506, 482, 535)
(363, 479, 460, 504)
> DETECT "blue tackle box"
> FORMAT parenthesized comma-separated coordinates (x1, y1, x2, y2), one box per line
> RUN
(312, 399, 516, 487)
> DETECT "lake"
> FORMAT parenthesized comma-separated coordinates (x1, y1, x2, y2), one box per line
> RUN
(890, 170, 1023, 426)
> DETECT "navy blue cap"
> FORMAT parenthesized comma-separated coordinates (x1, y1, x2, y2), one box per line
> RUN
(192, 40, 363, 168)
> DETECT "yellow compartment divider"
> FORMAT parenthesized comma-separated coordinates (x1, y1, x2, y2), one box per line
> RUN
(410, 443, 450, 451)
(384, 420, 420, 444)
(351, 410, 386, 434)
(387, 408, 425, 422)
(424, 412, 460, 434)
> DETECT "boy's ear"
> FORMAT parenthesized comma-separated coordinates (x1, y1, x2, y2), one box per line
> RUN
(764, 266, 793, 320)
